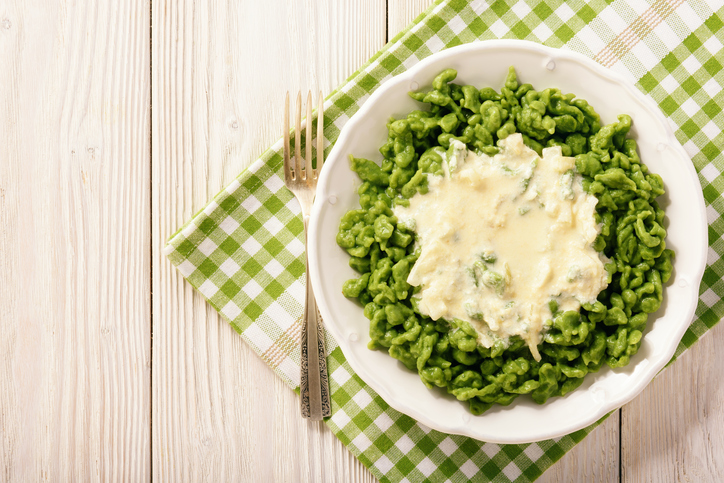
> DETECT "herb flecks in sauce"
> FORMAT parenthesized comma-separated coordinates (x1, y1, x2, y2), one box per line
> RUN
(395, 136, 607, 360)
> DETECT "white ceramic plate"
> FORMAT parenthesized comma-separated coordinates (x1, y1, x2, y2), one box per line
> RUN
(308, 40, 707, 444)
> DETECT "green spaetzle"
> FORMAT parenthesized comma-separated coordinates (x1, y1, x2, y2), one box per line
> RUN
(337, 67, 674, 415)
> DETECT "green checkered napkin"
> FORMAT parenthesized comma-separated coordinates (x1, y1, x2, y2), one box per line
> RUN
(164, 0, 724, 481)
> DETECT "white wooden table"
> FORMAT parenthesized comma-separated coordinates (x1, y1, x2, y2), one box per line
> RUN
(2, 0, 723, 481)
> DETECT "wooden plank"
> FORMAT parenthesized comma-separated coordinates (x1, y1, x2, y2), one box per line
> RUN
(388, 0, 435, 40)
(537, 413, 620, 483)
(151, 1, 383, 481)
(622, 321, 724, 482)
(0, 0, 151, 481)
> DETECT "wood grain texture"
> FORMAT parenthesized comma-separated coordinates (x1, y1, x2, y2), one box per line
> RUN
(150, 1, 383, 481)
(622, 321, 724, 482)
(0, 0, 151, 481)
(536, 413, 620, 483)
(388, 0, 436, 40)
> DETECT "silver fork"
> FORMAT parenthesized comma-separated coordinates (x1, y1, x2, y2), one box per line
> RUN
(284, 91, 331, 420)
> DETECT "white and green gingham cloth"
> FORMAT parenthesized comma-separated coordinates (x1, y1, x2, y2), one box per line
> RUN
(164, 1, 724, 481)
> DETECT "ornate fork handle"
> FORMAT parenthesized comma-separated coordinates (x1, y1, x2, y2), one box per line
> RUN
(300, 214, 331, 419)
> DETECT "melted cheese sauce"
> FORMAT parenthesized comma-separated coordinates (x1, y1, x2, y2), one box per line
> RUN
(394, 134, 608, 359)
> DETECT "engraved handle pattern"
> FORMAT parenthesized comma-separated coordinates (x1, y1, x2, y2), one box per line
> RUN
(300, 215, 331, 419)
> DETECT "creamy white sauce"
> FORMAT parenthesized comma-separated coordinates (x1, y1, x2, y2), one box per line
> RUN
(394, 134, 608, 360)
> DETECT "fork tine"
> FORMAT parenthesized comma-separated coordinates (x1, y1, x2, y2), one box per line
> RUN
(306, 90, 313, 181)
(316, 91, 324, 178)
(294, 91, 302, 181)
(283, 92, 291, 182)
